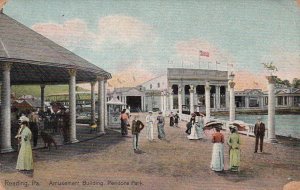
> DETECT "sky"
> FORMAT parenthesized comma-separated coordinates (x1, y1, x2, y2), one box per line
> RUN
(2, 0, 300, 89)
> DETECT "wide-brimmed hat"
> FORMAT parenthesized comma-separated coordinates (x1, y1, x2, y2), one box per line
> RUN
(148, 111, 153, 113)
(215, 125, 223, 130)
(229, 125, 237, 130)
(19, 116, 29, 122)
(158, 111, 162, 114)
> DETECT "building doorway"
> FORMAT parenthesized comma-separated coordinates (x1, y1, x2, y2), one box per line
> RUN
(126, 96, 142, 112)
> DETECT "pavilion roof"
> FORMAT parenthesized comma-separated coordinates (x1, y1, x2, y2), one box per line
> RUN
(0, 12, 111, 85)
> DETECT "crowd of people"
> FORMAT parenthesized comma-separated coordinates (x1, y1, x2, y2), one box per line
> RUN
(14, 104, 265, 174)
(119, 108, 266, 173)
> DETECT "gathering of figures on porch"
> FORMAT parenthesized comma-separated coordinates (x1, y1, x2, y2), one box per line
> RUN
(10, 105, 72, 173)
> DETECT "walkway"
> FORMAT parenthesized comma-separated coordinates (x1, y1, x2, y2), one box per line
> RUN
(0, 113, 299, 190)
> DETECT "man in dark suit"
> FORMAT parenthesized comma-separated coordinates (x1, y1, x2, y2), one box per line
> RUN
(131, 115, 144, 153)
(254, 116, 265, 153)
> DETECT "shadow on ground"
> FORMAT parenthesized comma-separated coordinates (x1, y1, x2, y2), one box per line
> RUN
(0, 129, 124, 174)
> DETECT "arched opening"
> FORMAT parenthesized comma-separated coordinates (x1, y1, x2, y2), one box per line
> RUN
(196, 85, 205, 95)
(184, 85, 190, 95)
(172, 84, 178, 95)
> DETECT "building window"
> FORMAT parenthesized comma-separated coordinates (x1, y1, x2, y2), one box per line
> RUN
(150, 84, 152, 89)
(157, 83, 160, 88)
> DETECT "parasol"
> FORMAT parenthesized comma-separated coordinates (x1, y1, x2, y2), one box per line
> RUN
(231, 122, 247, 131)
(203, 121, 223, 130)
(202, 121, 224, 137)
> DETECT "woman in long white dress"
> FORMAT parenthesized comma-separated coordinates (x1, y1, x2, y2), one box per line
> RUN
(210, 127, 224, 172)
(195, 113, 205, 138)
(16, 118, 33, 171)
(187, 113, 203, 140)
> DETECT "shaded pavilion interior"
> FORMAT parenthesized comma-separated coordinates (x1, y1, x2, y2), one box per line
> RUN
(0, 10, 111, 153)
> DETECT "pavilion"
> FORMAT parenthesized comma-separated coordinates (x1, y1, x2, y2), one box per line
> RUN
(0, 10, 111, 153)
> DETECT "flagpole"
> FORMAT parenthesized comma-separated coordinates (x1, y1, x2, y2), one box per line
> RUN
(181, 59, 183, 70)
(198, 50, 201, 69)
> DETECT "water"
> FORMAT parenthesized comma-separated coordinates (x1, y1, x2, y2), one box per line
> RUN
(216, 114, 300, 139)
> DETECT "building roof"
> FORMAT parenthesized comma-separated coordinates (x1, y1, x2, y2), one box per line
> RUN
(167, 68, 228, 81)
(140, 75, 167, 86)
(276, 88, 300, 95)
(0, 12, 111, 85)
(107, 97, 126, 105)
(113, 87, 142, 93)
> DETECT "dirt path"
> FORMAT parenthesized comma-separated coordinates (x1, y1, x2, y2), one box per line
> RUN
(1, 113, 299, 190)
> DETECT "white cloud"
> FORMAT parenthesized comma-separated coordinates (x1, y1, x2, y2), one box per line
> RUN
(32, 15, 157, 51)
(95, 15, 156, 47)
(32, 19, 96, 50)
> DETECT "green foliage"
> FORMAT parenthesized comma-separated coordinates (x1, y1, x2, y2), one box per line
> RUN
(274, 77, 300, 88)
(11, 85, 88, 98)
(292, 78, 300, 88)
(275, 78, 291, 87)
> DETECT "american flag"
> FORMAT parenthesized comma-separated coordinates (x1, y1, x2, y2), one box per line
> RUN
(199, 50, 209, 57)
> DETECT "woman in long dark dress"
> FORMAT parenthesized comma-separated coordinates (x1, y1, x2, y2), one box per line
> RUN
(157, 112, 165, 139)
(169, 112, 174, 127)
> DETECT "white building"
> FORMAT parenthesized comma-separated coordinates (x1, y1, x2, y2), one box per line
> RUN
(107, 68, 300, 113)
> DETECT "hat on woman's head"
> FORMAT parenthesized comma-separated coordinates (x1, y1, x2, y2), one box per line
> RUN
(19, 116, 29, 122)
(215, 125, 223, 131)
(159, 111, 162, 114)
(229, 125, 237, 130)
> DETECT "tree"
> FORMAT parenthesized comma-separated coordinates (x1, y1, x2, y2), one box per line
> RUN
(292, 78, 300, 88)
(282, 80, 291, 87)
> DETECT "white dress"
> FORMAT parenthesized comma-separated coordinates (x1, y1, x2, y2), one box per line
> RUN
(146, 115, 154, 140)
(211, 143, 224, 171)
(187, 116, 203, 140)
